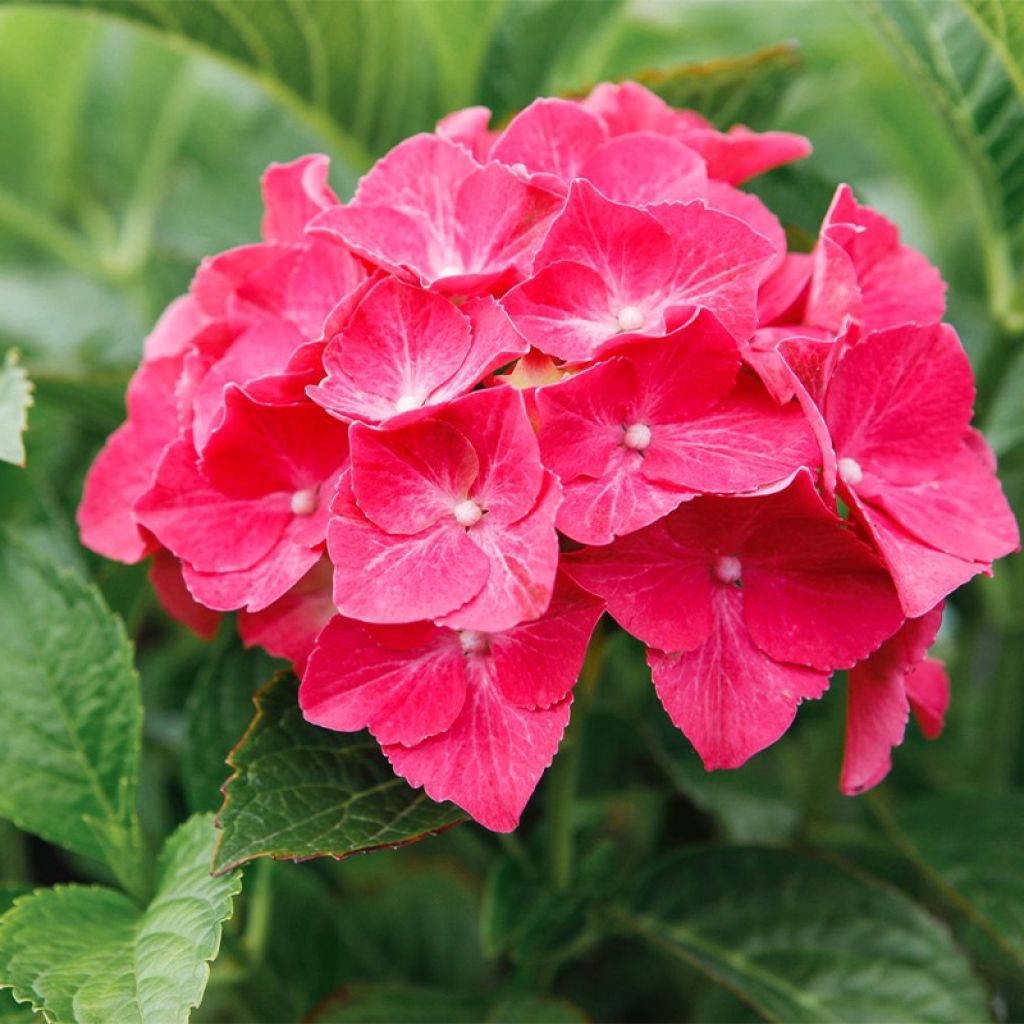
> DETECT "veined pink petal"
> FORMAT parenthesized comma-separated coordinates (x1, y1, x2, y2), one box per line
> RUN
(489, 97, 607, 188)
(301, 617, 467, 746)
(385, 668, 572, 832)
(581, 81, 710, 139)
(649, 586, 828, 769)
(681, 125, 812, 184)
(564, 516, 713, 652)
(261, 154, 339, 244)
(438, 470, 561, 632)
(581, 132, 706, 206)
(328, 474, 489, 623)
(436, 105, 494, 160)
(825, 323, 974, 484)
(142, 294, 205, 361)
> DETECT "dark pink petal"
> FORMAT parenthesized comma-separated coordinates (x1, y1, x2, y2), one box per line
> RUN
(191, 243, 288, 318)
(581, 133, 706, 205)
(443, 387, 544, 525)
(860, 439, 1019, 564)
(201, 387, 349, 500)
(437, 105, 494, 160)
(284, 241, 368, 340)
(261, 154, 339, 244)
(384, 669, 572, 832)
(238, 558, 336, 671)
(647, 200, 776, 343)
(825, 323, 975, 484)
(349, 418, 479, 535)
(681, 125, 812, 184)
(564, 516, 713, 652)
(440, 297, 529, 396)
(136, 439, 290, 573)
(649, 586, 828, 769)
(490, 97, 606, 188)
(328, 476, 489, 623)
(642, 374, 819, 495)
(488, 573, 604, 710)
(148, 547, 220, 639)
(757, 253, 812, 326)
(742, 509, 904, 671)
(438, 470, 561, 632)
(301, 617, 467, 746)
(907, 659, 950, 739)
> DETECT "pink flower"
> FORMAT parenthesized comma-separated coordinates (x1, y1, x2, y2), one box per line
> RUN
(535, 311, 819, 544)
(136, 388, 349, 612)
(309, 134, 561, 297)
(841, 603, 950, 794)
(825, 323, 1020, 615)
(328, 387, 560, 630)
(502, 180, 775, 361)
(566, 474, 903, 768)
(309, 277, 527, 424)
(300, 574, 604, 830)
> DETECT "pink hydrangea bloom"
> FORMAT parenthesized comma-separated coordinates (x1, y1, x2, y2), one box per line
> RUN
(76, 82, 1019, 830)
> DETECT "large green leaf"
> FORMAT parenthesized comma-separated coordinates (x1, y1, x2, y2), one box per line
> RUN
(861, 0, 1024, 326)
(613, 846, 989, 1023)
(881, 792, 1024, 968)
(0, 351, 32, 467)
(0, 815, 241, 1024)
(213, 674, 464, 873)
(0, 532, 144, 894)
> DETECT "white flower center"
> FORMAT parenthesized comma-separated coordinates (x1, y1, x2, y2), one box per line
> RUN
(459, 629, 489, 655)
(290, 488, 318, 516)
(453, 498, 484, 527)
(713, 555, 742, 584)
(395, 394, 420, 413)
(838, 456, 864, 486)
(623, 423, 652, 451)
(616, 305, 645, 332)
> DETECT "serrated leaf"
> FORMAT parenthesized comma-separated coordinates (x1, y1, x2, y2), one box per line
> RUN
(0, 532, 144, 893)
(637, 43, 803, 129)
(862, 0, 1024, 324)
(882, 792, 1024, 968)
(0, 814, 241, 1024)
(613, 846, 989, 1023)
(213, 674, 464, 873)
(0, 351, 32, 467)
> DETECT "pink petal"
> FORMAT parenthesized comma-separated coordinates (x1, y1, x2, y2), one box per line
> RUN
(284, 241, 369, 340)
(438, 470, 561, 632)
(436, 105, 494, 160)
(261, 154, 339, 244)
(582, 81, 710, 139)
(489, 97, 607, 188)
(301, 617, 467, 746)
(649, 586, 828, 770)
(757, 253, 812, 326)
(907, 659, 950, 739)
(488, 572, 605, 710)
(328, 475, 489, 623)
(564, 516, 713, 652)
(705, 181, 787, 273)
(349, 417, 479, 535)
(148, 547, 220, 639)
(580, 132, 706, 206)
(142, 294, 205, 361)
(681, 125, 812, 184)
(384, 668, 572, 832)
(825, 323, 975, 484)
(440, 297, 529, 396)
(238, 557, 336, 671)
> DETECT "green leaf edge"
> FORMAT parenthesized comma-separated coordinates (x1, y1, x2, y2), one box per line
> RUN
(211, 672, 466, 876)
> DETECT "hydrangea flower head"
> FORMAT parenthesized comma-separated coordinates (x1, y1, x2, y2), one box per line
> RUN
(77, 82, 1019, 830)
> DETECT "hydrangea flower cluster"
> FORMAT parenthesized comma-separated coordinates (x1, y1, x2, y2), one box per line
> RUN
(78, 83, 1019, 831)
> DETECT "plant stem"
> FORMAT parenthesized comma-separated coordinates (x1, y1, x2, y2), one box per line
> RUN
(241, 858, 274, 964)
(546, 627, 605, 891)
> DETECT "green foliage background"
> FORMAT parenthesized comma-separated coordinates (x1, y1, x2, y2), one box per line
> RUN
(0, 1, 1021, 1022)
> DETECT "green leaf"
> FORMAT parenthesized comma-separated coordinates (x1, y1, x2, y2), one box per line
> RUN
(0, 814, 241, 1024)
(213, 674, 464, 873)
(861, 0, 1024, 326)
(181, 631, 279, 814)
(0, 351, 32, 467)
(881, 792, 1024, 968)
(613, 846, 989, 1023)
(311, 984, 485, 1024)
(637, 43, 804, 129)
(0, 532, 144, 894)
